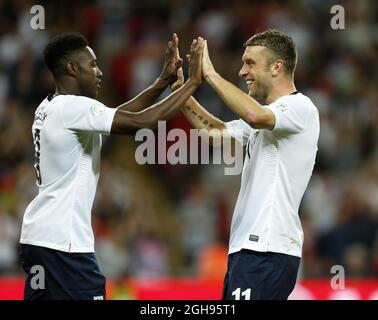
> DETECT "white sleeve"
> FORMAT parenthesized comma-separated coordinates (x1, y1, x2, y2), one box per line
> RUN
(265, 99, 310, 135)
(61, 96, 116, 135)
(225, 118, 254, 145)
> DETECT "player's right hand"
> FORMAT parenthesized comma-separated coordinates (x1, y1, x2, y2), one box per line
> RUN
(188, 37, 204, 86)
(171, 67, 184, 91)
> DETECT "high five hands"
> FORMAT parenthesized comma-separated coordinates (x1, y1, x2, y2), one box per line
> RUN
(159, 33, 183, 85)
(201, 38, 217, 79)
(170, 35, 216, 91)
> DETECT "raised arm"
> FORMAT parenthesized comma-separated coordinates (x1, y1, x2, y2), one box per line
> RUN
(202, 39, 275, 130)
(110, 37, 203, 135)
(170, 41, 227, 144)
(116, 33, 183, 113)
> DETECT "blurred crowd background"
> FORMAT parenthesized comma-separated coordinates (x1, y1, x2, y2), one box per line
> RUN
(0, 0, 377, 287)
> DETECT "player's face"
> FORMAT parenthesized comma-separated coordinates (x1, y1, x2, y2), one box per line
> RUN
(239, 46, 272, 100)
(76, 46, 103, 98)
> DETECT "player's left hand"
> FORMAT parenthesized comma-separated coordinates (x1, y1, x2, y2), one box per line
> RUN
(170, 35, 184, 91)
(202, 39, 217, 79)
(159, 33, 183, 85)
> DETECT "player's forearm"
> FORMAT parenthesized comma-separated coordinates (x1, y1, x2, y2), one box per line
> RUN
(111, 80, 199, 134)
(181, 97, 228, 146)
(181, 96, 225, 131)
(205, 73, 272, 128)
(116, 78, 169, 112)
(138, 79, 200, 128)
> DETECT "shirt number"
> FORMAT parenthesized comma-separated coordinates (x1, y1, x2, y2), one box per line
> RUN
(231, 288, 251, 300)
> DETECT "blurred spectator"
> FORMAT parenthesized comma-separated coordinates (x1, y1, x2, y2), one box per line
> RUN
(0, 0, 377, 282)
(128, 230, 170, 278)
(197, 243, 228, 280)
(177, 178, 218, 274)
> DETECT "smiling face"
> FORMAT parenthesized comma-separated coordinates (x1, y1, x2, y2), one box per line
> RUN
(239, 46, 274, 100)
(75, 46, 103, 98)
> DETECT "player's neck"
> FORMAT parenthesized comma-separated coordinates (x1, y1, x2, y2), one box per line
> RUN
(266, 80, 296, 104)
(55, 79, 81, 97)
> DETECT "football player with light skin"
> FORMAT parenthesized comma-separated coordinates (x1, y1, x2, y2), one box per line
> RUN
(174, 32, 319, 300)
(175, 35, 297, 133)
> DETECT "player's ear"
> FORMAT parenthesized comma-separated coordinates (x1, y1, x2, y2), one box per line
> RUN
(271, 59, 283, 77)
(66, 62, 78, 77)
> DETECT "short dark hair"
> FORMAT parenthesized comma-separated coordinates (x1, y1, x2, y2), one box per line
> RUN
(244, 29, 297, 76)
(43, 33, 88, 76)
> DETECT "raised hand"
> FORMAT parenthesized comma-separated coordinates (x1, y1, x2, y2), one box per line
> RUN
(170, 67, 184, 91)
(159, 33, 183, 85)
(188, 37, 204, 85)
(170, 36, 184, 91)
(202, 39, 217, 79)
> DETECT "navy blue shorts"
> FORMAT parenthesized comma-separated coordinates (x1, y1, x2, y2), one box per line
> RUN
(19, 244, 106, 300)
(222, 249, 300, 300)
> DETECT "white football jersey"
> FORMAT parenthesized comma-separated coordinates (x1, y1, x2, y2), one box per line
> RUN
(226, 92, 319, 257)
(20, 94, 116, 253)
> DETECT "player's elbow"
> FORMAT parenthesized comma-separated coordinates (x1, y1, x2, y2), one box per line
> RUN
(128, 110, 159, 130)
(198, 125, 228, 147)
(111, 110, 154, 134)
(198, 129, 221, 146)
(244, 109, 275, 129)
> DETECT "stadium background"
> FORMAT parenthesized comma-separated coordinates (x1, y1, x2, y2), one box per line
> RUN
(0, 0, 377, 299)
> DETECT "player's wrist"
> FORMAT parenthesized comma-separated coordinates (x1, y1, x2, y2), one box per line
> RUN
(204, 71, 218, 82)
(156, 75, 172, 88)
(187, 79, 201, 88)
(170, 82, 183, 92)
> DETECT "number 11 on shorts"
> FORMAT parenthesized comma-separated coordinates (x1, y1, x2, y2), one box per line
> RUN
(232, 288, 251, 300)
